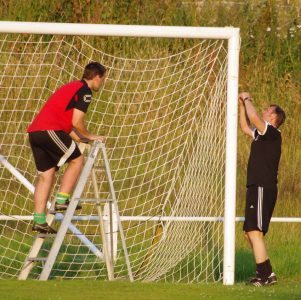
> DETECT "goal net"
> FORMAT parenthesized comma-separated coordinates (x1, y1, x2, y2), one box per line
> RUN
(0, 23, 239, 283)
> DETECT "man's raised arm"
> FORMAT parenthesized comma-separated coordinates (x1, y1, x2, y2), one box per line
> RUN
(239, 92, 266, 135)
(238, 92, 253, 138)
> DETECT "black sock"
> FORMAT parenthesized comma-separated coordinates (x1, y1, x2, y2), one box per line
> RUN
(256, 259, 273, 281)
(265, 259, 273, 276)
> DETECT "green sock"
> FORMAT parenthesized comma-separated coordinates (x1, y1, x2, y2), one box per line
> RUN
(56, 192, 70, 204)
(34, 213, 46, 224)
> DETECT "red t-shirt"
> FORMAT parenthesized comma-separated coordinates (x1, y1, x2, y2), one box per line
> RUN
(27, 80, 92, 133)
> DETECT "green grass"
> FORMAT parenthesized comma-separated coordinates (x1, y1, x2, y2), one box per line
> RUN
(235, 223, 301, 282)
(1, 280, 301, 300)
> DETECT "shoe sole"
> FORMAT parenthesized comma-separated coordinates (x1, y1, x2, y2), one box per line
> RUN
(246, 280, 277, 287)
(32, 229, 56, 234)
(32, 226, 57, 234)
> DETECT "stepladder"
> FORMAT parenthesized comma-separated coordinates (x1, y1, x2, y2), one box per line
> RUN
(18, 141, 133, 281)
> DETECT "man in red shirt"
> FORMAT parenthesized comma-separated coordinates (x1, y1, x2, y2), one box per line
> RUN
(28, 62, 106, 234)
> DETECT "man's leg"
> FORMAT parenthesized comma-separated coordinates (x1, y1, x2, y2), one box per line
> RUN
(32, 167, 57, 233)
(244, 231, 253, 249)
(246, 230, 275, 285)
(34, 167, 56, 214)
(59, 155, 84, 194)
(246, 230, 267, 263)
(244, 186, 277, 286)
(55, 155, 84, 211)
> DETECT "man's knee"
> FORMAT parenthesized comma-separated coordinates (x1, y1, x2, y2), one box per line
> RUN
(38, 168, 55, 182)
(70, 154, 84, 168)
(246, 230, 263, 241)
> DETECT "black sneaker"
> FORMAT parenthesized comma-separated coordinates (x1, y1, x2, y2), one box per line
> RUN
(55, 199, 82, 212)
(267, 272, 277, 285)
(247, 273, 277, 287)
(32, 222, 57, 234)
(247, 277, 267, 287)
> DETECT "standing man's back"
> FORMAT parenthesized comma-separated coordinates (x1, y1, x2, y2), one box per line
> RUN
(247, 122, 282, 188)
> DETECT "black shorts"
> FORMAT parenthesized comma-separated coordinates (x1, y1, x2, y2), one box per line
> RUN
(243, 186, 277, 235)
(28, 130, 82, 172)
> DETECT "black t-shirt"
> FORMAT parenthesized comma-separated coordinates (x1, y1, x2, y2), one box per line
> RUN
(247, 123, 282, 188)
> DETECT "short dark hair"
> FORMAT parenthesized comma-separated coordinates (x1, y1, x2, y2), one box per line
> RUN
(82, 62, 106, 80)
(270, 104, 286, 128)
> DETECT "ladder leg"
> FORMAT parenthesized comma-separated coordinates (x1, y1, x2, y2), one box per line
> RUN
(100, 144, 134, 281)
(18, 237, 48, 280)
(18, 204, 57, 280)
(109, 200, 114, 261)
(92, 170, 114, 280)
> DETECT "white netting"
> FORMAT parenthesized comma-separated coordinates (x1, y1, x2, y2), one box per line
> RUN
(0, 33, 228, 282)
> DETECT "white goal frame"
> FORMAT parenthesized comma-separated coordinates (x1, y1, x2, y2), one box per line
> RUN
(0, 21, 240, 285)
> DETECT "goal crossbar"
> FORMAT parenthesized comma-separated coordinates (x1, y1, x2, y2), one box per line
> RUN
(0, 21, 239, 39)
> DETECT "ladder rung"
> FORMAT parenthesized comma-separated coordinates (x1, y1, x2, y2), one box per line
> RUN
(36, 233, 57, 238)
(27, 257, 47, 262)
(75, 198, 113, 203)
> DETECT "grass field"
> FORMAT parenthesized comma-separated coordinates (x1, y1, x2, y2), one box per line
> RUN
(1, 280, 301, 300)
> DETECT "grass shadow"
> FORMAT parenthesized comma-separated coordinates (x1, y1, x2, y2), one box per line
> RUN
(235, 248, 255, 283)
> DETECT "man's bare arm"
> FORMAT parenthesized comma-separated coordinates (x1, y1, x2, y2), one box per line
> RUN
(238, 92, 253, 137)
(239, 102, 253, 138)
(71, 108, 105, 142)
(239, 92, 266, 135)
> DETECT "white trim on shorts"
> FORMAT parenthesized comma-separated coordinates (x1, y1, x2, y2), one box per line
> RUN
(48, 130, 68, 152)
(257, 186, 263, 231)
(47, 130, 76, 167)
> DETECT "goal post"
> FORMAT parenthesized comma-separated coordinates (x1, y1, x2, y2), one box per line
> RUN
(0, 21, 240, 284)
(223, 33, 240, 285)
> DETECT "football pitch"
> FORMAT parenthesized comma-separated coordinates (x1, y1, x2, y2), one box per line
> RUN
(1, 280, 301, 300)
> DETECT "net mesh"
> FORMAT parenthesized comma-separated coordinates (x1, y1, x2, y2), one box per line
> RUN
(0, 33, 228, 282)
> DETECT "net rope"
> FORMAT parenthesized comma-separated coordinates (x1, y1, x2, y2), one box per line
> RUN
(0, 34, 227, 282)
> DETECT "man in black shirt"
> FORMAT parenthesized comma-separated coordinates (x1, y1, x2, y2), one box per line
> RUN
(239, 92, 286, 287)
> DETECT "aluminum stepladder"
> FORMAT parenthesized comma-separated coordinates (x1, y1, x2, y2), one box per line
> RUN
(18, 141, 133, 281)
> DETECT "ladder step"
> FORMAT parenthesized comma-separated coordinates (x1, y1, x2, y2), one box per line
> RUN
(36, 233, 57, 238)
(27, 257, 47, 262)
(76, 198, 113, 203)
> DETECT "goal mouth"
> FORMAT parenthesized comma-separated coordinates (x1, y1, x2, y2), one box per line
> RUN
(0, 22, 239, 284)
